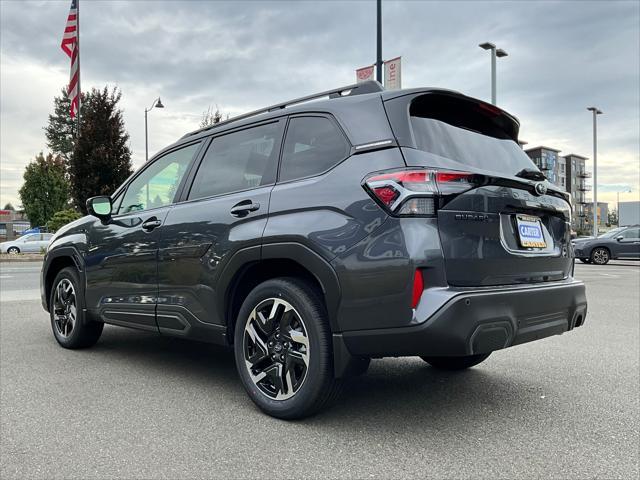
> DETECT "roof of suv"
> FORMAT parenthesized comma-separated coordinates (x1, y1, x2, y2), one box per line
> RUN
(156, 81, 520, 160)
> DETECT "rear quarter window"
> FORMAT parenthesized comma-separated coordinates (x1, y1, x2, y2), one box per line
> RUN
(279, 116, 350, 182)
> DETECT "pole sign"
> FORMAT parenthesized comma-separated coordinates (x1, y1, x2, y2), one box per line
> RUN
(384, 56, 402, 90)
(356, 65, 375, 83)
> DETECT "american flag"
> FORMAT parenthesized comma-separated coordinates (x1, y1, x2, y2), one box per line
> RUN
(60, 0, 80, 119)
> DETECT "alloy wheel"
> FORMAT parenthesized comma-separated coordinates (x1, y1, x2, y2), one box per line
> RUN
(243, 298, 310, 400)
(53, 278, 77, 338)
(7, 247, 19, 255)
(592, 248, 609, 265)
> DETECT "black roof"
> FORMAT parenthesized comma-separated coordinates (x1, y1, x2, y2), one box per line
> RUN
(153, 81, 521, 160)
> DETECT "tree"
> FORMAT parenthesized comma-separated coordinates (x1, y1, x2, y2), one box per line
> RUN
(200, 105, 228, 128)
(608, 209, 618, 226)
(18, 153, 69, 227)
(3, 203, 15, 211)
(69, 86, 133, 213)
(44, 87, 77, 163)
(46, 209, 83, 232)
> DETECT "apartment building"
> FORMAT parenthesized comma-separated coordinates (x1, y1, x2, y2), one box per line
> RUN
(525, 147, 594, 232)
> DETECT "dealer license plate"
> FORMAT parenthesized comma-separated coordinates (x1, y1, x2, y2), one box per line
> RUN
(516, 215, 547, 248)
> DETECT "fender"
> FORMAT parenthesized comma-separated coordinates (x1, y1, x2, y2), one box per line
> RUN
(41, 245, 86, 312)
(216, 242, 342, 334)
(261, 242, 342, 332)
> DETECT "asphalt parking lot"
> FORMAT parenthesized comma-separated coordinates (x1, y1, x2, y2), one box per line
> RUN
(1, 260, 638, 479)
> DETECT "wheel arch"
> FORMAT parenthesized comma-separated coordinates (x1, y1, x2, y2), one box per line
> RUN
(43, 248, 84, 311)
(220, 243, 341, 343)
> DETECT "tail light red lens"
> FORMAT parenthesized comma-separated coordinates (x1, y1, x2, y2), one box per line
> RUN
(411, 269, 424, 309)
(364, 168, 476, 216)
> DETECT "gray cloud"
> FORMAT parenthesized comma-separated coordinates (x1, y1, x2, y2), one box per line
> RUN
(1, 0, 639, 208)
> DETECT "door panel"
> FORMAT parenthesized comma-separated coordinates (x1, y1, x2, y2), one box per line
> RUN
(84, 142, 202, 329)
(617, 228, 640, 257)
(84, 209, 170, 330)
(157, 187, 272, 338)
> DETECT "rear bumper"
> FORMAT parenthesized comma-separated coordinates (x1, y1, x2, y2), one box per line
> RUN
(340, 279, 587, 357)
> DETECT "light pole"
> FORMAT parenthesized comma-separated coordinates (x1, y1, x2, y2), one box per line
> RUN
(145, 97, 165, 161)
(376, 0, 382, 84)
(587, 107, 602, 236)
(479, 42, 508, 105)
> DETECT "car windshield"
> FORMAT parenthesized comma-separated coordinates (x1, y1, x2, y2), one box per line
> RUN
(598, 228, 625, 238)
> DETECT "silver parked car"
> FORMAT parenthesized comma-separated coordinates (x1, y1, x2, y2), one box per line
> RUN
(0, 233, 54, 254)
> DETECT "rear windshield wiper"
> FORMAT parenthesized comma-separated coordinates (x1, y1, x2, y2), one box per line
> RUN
(516, 168, 546, 181)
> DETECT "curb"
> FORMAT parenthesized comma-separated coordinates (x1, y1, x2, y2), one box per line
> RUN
(0, 254, 44, 263)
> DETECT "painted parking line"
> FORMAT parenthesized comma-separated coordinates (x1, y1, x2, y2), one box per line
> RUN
(0, 275, 13, 279)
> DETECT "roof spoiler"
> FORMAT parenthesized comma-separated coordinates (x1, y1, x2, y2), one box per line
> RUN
(182, 80, 385, 139)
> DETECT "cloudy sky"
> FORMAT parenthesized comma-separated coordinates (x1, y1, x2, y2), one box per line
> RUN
(1, 0, 639, 209)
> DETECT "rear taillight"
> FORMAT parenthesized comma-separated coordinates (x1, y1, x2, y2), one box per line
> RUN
(364, 168, 476, 216)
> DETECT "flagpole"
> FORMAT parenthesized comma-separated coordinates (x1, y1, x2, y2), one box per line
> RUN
(76, 0, 81, 138)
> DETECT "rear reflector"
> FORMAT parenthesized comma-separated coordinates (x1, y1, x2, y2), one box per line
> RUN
(412, 269, 424, 309)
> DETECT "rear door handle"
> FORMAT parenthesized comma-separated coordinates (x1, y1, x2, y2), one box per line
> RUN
(230, 201, 260, 217)
(141, 218, 162, 231)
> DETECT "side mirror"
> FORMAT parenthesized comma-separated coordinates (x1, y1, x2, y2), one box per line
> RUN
(86, 196, 112, 220)
(615, 235, 624, 241)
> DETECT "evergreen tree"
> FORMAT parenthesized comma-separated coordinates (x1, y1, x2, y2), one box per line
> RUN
(69, 86, 133, 212)
(18, 153, 69, 227)
(44, 87, 77, 163)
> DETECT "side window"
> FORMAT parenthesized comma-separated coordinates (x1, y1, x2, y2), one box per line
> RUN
(279, 116, 350, 182)
(118, 143, 200, 215)
(24, 234, 38, 242)
(621, 228, 640, 239)
(188, 122, 280, 200)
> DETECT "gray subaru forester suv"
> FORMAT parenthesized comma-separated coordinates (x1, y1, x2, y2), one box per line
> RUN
(41, 81, 587, 419)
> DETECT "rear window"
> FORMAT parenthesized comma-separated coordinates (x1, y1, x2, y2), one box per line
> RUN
(408, 94, 536, 175)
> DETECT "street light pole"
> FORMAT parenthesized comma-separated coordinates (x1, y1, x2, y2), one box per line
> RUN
(145, 97, 165, 162)
(479, 42, 508, 105)
(587, 107, 602, 236)
(376, 0, 382, 84)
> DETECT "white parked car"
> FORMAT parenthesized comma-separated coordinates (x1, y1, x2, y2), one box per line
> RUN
(0, 233, 54, 254)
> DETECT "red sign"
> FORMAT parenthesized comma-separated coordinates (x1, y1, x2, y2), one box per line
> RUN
(356, 65, 375, 83)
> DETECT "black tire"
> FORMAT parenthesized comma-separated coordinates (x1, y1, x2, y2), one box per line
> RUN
(7, 246, 20, 254)
(590, 247, 610, 265)
(50, 267, 103, 349)
(579, 258, 591, 264)
(234, 277, 341, 419)
(421, 353, 491, 371)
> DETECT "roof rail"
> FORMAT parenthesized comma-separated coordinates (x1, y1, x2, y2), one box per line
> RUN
(182, 80, 384, 138)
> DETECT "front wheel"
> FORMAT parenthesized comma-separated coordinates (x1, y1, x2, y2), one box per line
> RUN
(591, 247, 610, 265)
(234, 277, 341, 419)
(421, 353, 491, 370)
(7, 246, 19, 254)
(50, 267, 103, 349)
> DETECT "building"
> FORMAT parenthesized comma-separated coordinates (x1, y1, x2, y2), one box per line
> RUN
(0, 209, 31, 241)
(619, 201, 640, 226)
(564, 154, 591, 231)
(525, 147, 593, 232)
(583, 202, 609, 229)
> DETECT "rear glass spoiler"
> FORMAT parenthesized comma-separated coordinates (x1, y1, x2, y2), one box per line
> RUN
(409, 92, 520, 142)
